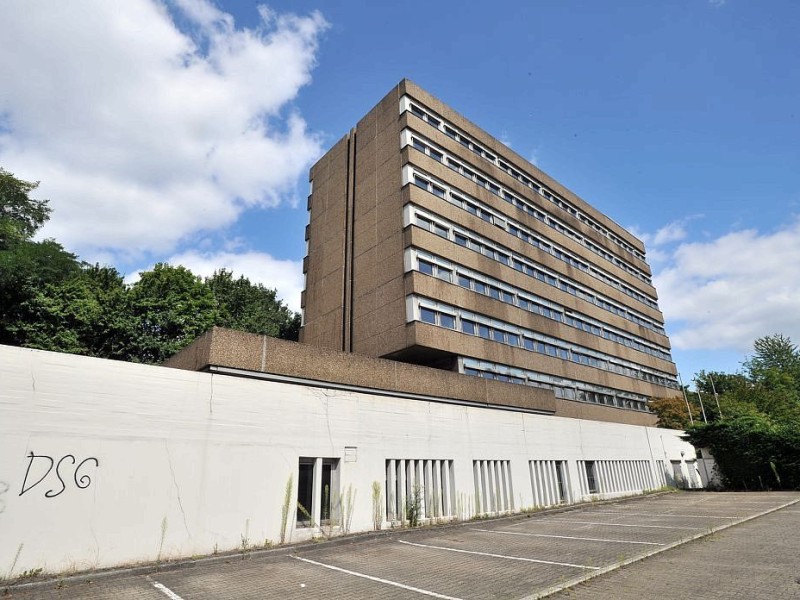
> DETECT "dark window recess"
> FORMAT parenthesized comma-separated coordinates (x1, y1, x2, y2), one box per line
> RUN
(320, 461, 333, 522)
(585, 461, 599, 493)
(555, 461, 566, 502)
(296, 459, 315, 524)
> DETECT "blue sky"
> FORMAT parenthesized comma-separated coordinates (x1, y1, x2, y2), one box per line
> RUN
(1, 0, 799, 386)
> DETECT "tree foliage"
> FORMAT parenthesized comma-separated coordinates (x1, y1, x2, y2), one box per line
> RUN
(128, 264, 219, 363)
(649, 396, 701, 430)
(0, 168, 301, 362)
(0, 167, 51, 247)
(684, 414, 800, 490)
(680, 334, 800, 490)
(207, 269, 298, 340)
(0, 169, 80, 345)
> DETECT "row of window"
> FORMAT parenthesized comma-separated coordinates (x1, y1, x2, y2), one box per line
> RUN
(386, 458, 665, 524)
(460, 357, 653, 411)
(412, 248, 672, 361)
(474, 459, 514, 515)
(301, 454, 671, 530)
(578, 460, 661, 496)
(404, 142, 654, 290)
(385, 458, 456, 522)
(412, 296, 679, 391)
(405, 164, 658, 311)
(405, 204, 667, 335)
(401, 97, 647, 263)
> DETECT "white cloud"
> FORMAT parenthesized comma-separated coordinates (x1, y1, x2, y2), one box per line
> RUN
(0, 0, 327, 259)
(653, 218, 800, 353)
(131, 250, 303, 312)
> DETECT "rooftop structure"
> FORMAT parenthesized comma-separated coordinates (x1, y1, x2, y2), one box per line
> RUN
(299, 79, 679, 424)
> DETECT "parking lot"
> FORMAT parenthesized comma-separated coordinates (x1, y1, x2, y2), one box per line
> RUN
(6, 491, 800, 599)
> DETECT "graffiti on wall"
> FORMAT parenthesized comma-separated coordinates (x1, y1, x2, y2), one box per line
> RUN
(18, 452, 100, 499)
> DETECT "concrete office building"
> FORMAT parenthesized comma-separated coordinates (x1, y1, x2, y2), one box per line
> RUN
(301, 80, 679, 425)
(0, 82, 698, 578)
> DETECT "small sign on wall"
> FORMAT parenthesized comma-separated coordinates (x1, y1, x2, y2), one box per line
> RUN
(344, 446, 357, 463)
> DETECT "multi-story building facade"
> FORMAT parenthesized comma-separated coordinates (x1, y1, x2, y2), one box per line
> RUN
(300, 79, 679, 424)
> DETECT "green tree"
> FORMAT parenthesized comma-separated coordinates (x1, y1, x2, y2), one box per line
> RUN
(685, 414, 800, 490)
(744, 334, 800, 383)
(127, 264, 218, 363)
(0, 168, 80, 345)
(206, 269, 300, 340)
(13, 265, 134, 358)
(0, 167, 51, 248)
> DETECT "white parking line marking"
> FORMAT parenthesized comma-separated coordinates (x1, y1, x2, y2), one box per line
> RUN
(471, 528, 665, 546)
(397, 539, 598, 570)
(588, 510, 739, 519)
(532, 519, 701, 530)
(147, 577, 185, 600)
(291, 555, 464, 600)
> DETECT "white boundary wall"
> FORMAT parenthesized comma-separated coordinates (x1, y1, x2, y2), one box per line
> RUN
(0, 345, 697, 577)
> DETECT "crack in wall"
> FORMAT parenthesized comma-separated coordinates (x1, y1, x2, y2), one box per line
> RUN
(163, 441, 191, 538)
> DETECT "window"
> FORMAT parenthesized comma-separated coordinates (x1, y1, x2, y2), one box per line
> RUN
(462, 320, 476, 335)
(433, 222, 448, 238)
(418, 259, 434, 276)
(474, 460, 513, 516)
(530, 460, 570, 506)
(585, 461, 599, 494)
(385, 459, 455, 523)
(436, 266, 452, 282)
(420, 307, 436, 324)
(297, 458, 339, 527)
(440, 313, 456, 330)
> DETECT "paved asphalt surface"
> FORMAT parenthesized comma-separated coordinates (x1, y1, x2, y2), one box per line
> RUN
(4, 491, 799, 599)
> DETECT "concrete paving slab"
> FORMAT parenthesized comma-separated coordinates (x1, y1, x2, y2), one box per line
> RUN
(4, 491, 799, 600)
(549, 504, 800, 600)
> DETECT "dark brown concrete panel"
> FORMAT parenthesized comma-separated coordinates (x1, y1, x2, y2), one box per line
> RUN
(167, 327, 557, 413)
(351, 207, 378, 259)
